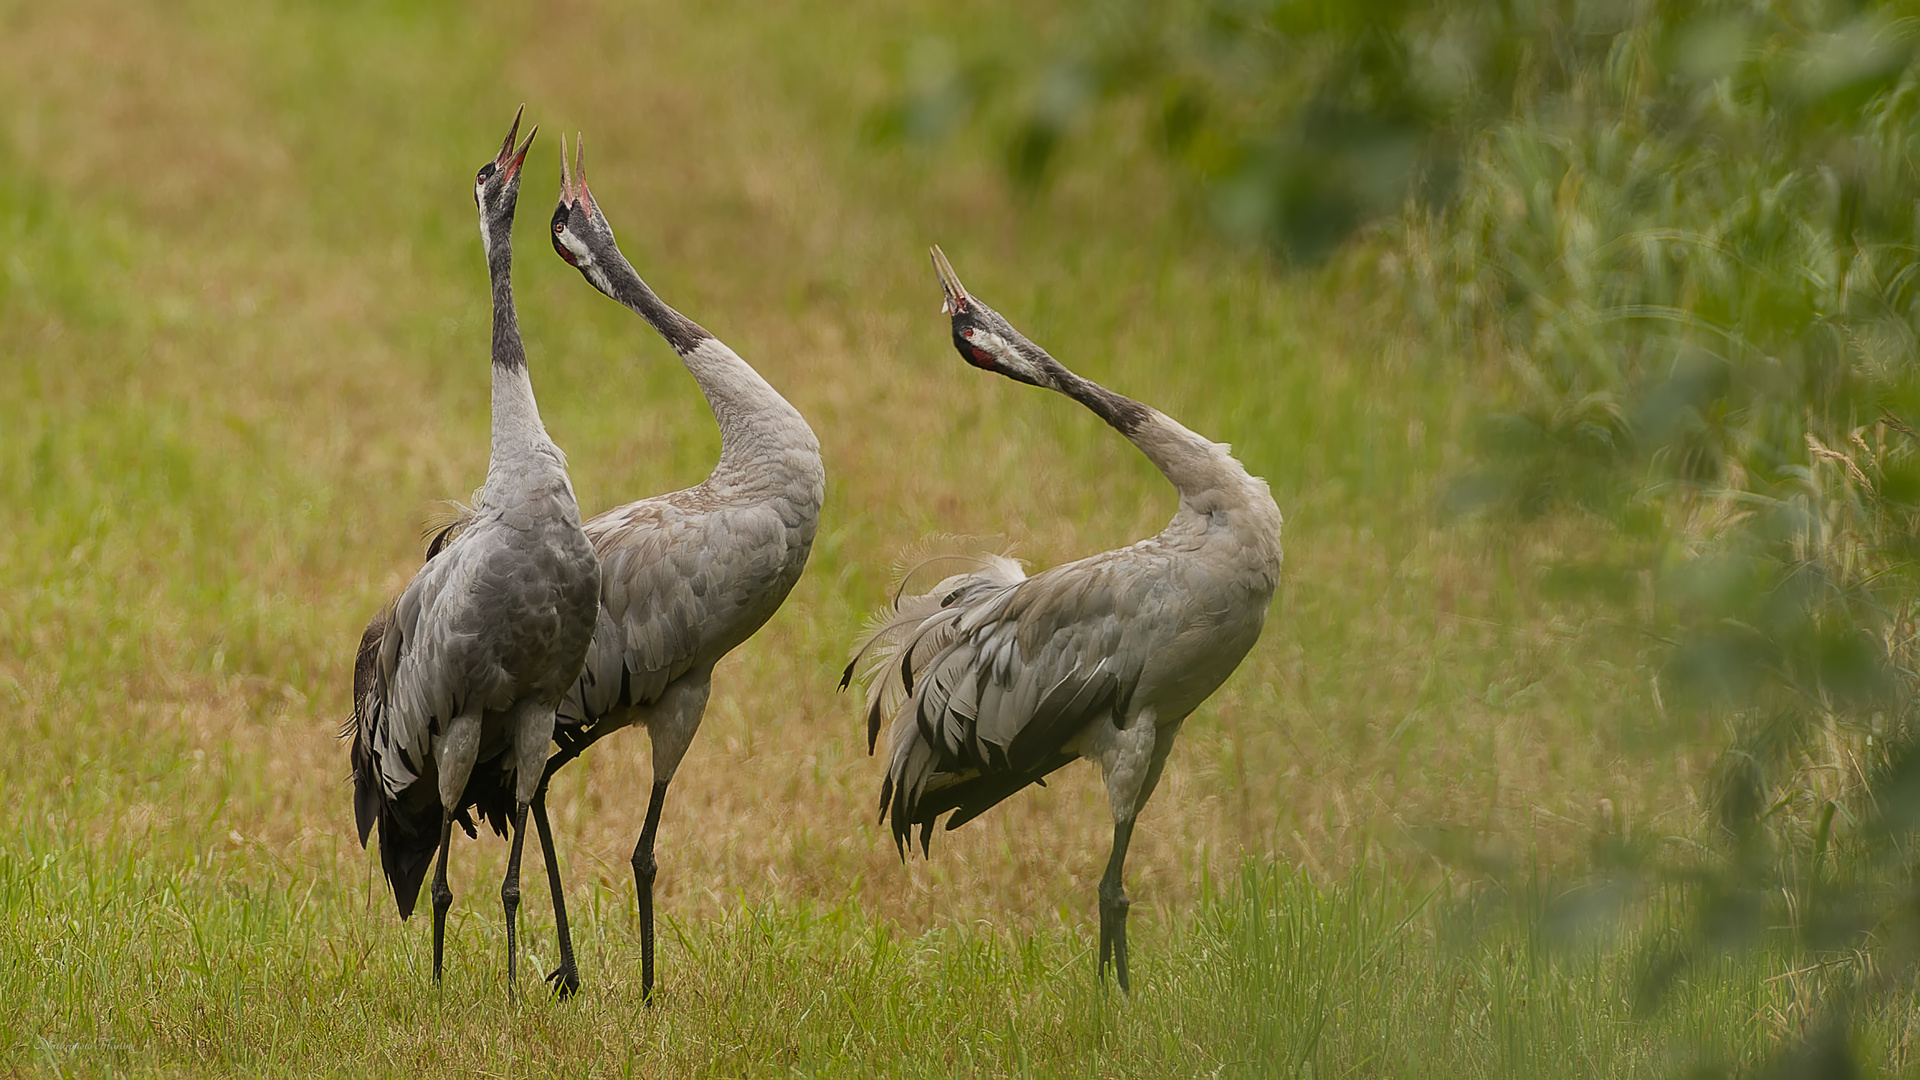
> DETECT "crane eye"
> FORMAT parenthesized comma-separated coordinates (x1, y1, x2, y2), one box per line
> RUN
(554, 221, 565, 234)
(962, 328, 975, 339)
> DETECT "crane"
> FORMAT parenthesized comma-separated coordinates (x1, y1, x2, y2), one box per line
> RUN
(347, 108, 603, 1001)
(844, 246, 1282, 991)
(531, 135, 826, 1000)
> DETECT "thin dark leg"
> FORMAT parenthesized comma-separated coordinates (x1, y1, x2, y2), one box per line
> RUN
(532, 793, 580, 999)
(531, 747, 582, 999)
(501, 800, 530, 1005)
(430, 814, 456, 985)
(1097, 818, 1137, 993)
(631, 779, 670, 1003)
(538, 743, 581, 789)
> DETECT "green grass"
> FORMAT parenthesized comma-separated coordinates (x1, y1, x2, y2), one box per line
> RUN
(0, 0, 1895, 1075)
(0, 819, 1822, 1077)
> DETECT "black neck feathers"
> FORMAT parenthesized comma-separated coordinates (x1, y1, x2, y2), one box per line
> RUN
(1057, 369, 1152, 438)
(604, 257, 713, 355)
(1022, 342, 1152, 438)
(488, 238, 527, 371)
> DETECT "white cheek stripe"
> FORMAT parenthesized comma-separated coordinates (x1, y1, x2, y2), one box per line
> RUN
(559, 231, 592, 264)
(980, 331, 1040, 380)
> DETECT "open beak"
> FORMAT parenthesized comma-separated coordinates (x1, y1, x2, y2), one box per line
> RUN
(494, 104, 538, 183)
(559, 132, 593, 215)
(931, 245, 970, 315)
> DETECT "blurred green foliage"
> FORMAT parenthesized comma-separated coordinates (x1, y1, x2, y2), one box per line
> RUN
(887, 0, 1920, 1070)
(1407, 11, 1920, 1067)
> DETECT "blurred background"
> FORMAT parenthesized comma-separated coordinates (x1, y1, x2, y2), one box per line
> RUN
(3, 0, 1918, 1074)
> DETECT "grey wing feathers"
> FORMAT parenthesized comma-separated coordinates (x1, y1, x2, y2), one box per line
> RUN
(847, 551, 1153, 854)
(563, 503, 699, 723)
(348, 526, 571, 915)
(362, 519, 573, 813)
(841, 553, 1027, 752)
(563, 496, 800, 725)
(346, 561, 473, 919)
(357, 558, 471, 802)
(349, 603, 393, 844)
(347, 500, 474, 814)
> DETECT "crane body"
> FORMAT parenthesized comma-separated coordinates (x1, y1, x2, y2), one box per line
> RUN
(348, 110, 602, 1000)
(847, 247, 1282, 991)
(531, 137, 825, 999)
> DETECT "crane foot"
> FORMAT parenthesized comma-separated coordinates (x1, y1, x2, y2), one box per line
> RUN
(545, 962, 581, 1000)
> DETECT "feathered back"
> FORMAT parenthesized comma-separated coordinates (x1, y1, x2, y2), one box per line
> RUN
(845, 525, 1270, 857)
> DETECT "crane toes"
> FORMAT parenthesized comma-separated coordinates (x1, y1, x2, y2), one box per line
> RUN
(1097, 926, 1132, 993)
(545, 962, 581, 1000)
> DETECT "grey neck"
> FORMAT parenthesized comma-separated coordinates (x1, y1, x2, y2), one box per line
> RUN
(600, 253, 820, 490)
(1023, 339, 1248, 507)
(485, 222, 559, 487)
(489, 240, 526, 372)
(1039, 355, 1152, 438)
(601, 256, 712, 355)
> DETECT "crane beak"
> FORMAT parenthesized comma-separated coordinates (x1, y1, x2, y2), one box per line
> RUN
(931, 245, 970, 315)
(494, 105, 537, 183)
(571, 133, 594, 217)
(556, 131, 595, 216)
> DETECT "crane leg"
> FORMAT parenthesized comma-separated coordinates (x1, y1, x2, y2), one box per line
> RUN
(531, 793, 580, 999)
(1097, 817, 1136, 993)
(430, 814, 456, 985)
(500, 800, 531, 1005)
(630, 779, 670, 1003)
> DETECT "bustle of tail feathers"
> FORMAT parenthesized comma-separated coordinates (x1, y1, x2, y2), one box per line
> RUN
(347, 604, 392, 846)
(842, 545, 1051, 858)
(338, 490, 480, 805)
(840, 547, 1026, 755)
(849, 541, 1162, 859)
(346, 602, 503, 918)
(345, 502, 472, 849)
(373, 805, 440, 920)
(421, 495, 480, 559)
(345, 603, 440, 918)
(342, 506, 500, 920)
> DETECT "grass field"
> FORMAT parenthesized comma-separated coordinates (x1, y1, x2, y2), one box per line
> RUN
(0, 0, 1886, 1075)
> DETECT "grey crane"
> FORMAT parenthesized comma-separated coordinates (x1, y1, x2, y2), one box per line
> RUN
(530, 136, 825, 999)
(348, 108, 603, 1001)
(843, 247, 1283, 992)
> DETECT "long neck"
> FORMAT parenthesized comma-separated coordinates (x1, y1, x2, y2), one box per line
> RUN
(600, 254, 818, 487)
(1030, 344, 1257, 515)
(486, 231, 557, 486)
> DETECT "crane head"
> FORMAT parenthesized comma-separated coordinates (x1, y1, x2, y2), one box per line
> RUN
(475, 106, 537, 254)
(550, 133, 619, 296)
(930, 245, 1047, 388)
